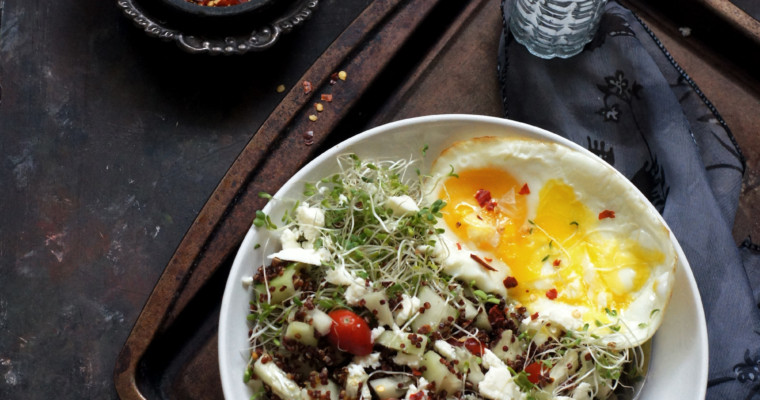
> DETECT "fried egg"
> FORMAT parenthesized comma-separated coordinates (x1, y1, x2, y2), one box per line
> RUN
(423, 136, 676, 347)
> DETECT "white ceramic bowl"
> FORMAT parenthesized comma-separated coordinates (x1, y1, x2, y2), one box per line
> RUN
(218, 114, 708, 399)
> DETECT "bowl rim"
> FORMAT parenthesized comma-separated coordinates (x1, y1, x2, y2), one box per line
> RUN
(218, 114, 708, 400)
(159, 0, 279, 18)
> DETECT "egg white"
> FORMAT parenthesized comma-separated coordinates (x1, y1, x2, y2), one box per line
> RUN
(423, 136, 676, 347)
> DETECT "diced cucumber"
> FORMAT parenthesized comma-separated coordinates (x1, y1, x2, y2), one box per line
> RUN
(434, 340, 484, 386)
(490, 330, 521, 363)
(369, 376, 412, 400)
(474, 309, 491, 331)
(307, 378, 340, 400)
(285, 321, 318, 346)
(253, 355, 303, 399)
(364, 290, 394, 327)
(376, 330, 428, 356)
(306, 308, 333, 336)
(254, 265, 298, 304)
(421, 350, 462, 394)
(410, 287, 458, 333)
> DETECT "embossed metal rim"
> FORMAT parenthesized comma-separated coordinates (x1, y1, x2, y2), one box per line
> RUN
(116, 0, 318, 55)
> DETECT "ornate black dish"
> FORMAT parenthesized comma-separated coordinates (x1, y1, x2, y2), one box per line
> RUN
(117, 0, 318, 55)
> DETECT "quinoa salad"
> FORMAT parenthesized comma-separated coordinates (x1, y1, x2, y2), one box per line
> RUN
(240, 154, 645, 400)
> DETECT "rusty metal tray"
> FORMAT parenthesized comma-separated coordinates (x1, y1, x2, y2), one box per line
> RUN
(113, 0, 760, 398)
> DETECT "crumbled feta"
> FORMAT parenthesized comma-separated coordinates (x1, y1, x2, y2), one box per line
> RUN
(295, 202, 325, 242)
(344, 278, 369, 306)
(478, 366, 524, 400)
(325, 265, 356, 286)
(268, 203, 331, 265)
(404, 377, 429, 400)
(371, 326, 386, 342)
(392, 352, 422, 368)
(353, 352, 381, 369)
(394, 294, 421, 326)
(241, 275, 253, 288)
(481, 349, 507, 370)
(386, 195, 420, 216)
(279, 228, 301, 249)
(434, 340, 457, 360)
(345, 363, 371, 400)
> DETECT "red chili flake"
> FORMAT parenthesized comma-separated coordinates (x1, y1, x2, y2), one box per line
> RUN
(484, 257, 493, 262)
(552, 259, 561, 267)
(303, 130, 314, 146)
(485, 199, 497, 211)
(409, 392, 425, 400)
(329, 72, 339, 85)
(519, 183, 530, 195)
(302, 80, 313, 94)
(321, 93, 333, 102)
(599, 209, 616, 219)
(456, 242, 462, 250)
(503, 276, 518, 289)
(546, 288, 558, 300)
(474, 189, 492, 208)
(531, 312, 539, 320)
(476, 215, 483, 220)
(470, 253, 497, 271)
(464, 338, 484, 356)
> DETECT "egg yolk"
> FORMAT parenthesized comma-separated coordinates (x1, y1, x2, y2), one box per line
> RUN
(439, 169, 664, 324)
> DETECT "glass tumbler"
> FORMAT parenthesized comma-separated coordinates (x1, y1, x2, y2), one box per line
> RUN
(509, 0, 607, 59)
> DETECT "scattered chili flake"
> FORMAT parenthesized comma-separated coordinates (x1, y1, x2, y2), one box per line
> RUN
(309, 114, 318, 121)
(276, 84, 286, 93)
(485, 199, 497, 211)
(470, 253, 497, 271)
(598, 209, 616, 219)
(503, 276, 518, 289)
(315, 103, 324, 112)
(321, 94, 333, 102)
(484, 257, 493, 262)
(519, 183, 530, 195)
(455, 222, 461, 228)
(303, 131, 314, 146)
(456, 243, 462, 250)
(464, 338, 484, 356)
(474, 189, 492, 208)
(546, 288, 558, 300)
(531, 312, 539, 320)
(409, 392, 425, 400)
(329, 72, 339, 84)
(338, 70, 347, 80)
(552, 259, 561, 267)
(302, 80, 313, 94)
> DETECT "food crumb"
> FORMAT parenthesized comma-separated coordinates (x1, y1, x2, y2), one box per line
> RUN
(303, 80, 313, 94)
(315, 103, 324, 112)
(276, 84, 286, 93)
(321, 94, 333, 102)
(309, 114, 318, 121)
(678, 27, 692, 37)
(338, 71, 347, 81)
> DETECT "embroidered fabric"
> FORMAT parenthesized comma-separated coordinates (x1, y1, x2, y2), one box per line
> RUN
(498, 1, 760, 398)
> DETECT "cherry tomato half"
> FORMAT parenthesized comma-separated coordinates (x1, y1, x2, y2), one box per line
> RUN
(326, 309, 373, 356)
(524, 361, 550, 385)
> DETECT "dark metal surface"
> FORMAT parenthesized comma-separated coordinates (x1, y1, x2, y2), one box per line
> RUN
(0, 0, 369, 398)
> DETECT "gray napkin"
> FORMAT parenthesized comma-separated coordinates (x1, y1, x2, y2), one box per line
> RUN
(498, 1, 760, 398)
